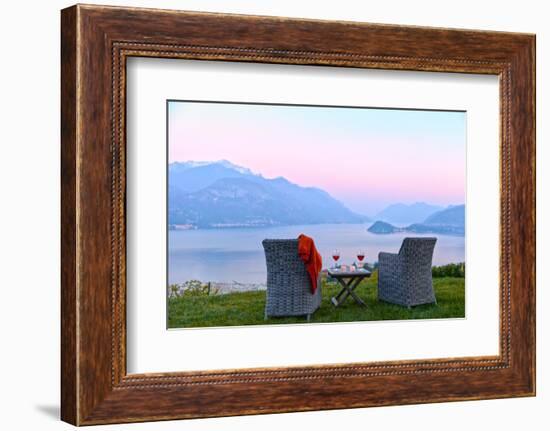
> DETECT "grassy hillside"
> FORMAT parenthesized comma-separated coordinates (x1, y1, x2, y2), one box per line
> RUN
(168, 274, 465, 329)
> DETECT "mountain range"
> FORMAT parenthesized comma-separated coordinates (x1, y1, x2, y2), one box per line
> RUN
(168, 160, 369, 228)
(374, 202, 444, 225)
(368, 205, 465, 236)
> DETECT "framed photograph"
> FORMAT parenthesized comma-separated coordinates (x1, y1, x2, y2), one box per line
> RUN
(163, 99, 466, 330)
(61, 4, 535, 425)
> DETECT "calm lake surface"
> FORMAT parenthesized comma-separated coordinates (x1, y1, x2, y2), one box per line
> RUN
(168, 223, 465, 285)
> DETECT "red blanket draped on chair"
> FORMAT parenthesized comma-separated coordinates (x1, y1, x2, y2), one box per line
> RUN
(297, 234, 323, 293)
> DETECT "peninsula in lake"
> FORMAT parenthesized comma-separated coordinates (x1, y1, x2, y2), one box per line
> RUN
(368, 205, 465, 236)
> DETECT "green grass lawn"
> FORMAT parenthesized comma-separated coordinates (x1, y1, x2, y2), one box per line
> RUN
(168, 274, 465, 329)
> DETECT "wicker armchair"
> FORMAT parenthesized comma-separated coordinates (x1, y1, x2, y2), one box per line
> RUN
(262, 239, 322, 321)
(378, 237, 437, 308)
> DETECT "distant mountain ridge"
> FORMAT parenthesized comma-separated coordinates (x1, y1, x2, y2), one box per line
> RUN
(424, 204, 465, 226)
(169, 160, 370, 228)
(375, 202, 444, 225)
(368, 205, 465, 236)
(169, 160, 256, 193)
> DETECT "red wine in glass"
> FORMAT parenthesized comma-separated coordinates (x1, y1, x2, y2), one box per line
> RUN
(356, 249, 365, 269)
(332, 250, 340, 267)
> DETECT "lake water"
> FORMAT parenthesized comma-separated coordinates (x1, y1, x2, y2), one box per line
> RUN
(168, 223, 465, 285)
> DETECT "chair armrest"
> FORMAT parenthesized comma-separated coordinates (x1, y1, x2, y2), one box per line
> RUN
(379, 252, 398, 262)
(378, 252, 400, 275)
(315, 272, 323, 298)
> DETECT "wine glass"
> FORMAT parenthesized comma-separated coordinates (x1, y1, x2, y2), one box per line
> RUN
(356, 249, 365, 269)
(332, 249, 341, 269)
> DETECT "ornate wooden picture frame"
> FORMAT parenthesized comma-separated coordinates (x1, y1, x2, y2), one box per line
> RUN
(61, 4, 535, 425)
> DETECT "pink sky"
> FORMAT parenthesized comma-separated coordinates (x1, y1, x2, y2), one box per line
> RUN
(169, 101, 465, 215)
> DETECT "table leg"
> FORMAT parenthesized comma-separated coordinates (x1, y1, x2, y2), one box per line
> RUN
(347, 283, 367, 307)
(332, 279, 350, 303)
(331, 277, 366, 307)
(338, 277, 364, 306)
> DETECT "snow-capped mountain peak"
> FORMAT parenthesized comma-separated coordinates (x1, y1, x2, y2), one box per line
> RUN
(170, 159, 256, 176)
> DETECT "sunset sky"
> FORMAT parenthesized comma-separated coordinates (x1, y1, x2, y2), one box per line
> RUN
(168, 101, 466, 215)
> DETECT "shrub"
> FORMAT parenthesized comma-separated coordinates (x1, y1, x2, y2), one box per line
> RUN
(432, 262, 465, 278)
(167, 280, 219, 298)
